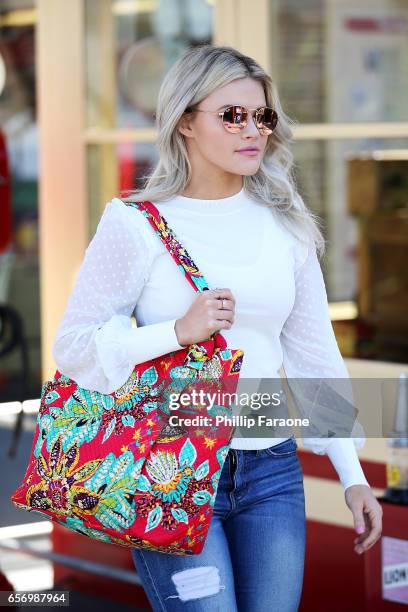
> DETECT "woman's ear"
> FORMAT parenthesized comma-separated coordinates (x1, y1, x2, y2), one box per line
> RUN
(177, 113, 194, 139)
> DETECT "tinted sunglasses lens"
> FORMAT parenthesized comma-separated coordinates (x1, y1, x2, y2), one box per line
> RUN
(257, 107, 278, 134)
(222, 106, 247, 132)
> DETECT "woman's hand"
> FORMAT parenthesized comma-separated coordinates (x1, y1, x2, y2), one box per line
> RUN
(345, 485, 383, 554)
(175, 288, 235, 346)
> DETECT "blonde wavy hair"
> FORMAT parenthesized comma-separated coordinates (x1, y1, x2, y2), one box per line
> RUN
(120, 44, 326, 256)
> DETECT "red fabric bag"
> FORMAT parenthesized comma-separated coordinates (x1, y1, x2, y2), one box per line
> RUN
(10, 200, 244, 555)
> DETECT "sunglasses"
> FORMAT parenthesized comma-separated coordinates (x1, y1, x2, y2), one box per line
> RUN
(185, 104, 278, 135)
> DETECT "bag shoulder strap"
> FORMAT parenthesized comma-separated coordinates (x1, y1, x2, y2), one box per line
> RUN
(123, 200, 210, 294)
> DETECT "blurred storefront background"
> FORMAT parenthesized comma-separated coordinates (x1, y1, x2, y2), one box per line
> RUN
(0, 1, 408, 609)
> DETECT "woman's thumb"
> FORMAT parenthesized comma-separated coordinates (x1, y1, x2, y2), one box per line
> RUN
(353, 505, 366, 533)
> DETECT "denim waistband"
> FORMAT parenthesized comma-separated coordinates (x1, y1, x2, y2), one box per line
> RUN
(228, 435, 296, 456)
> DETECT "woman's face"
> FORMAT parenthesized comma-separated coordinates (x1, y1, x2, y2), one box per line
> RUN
(178, 77, 269, 179)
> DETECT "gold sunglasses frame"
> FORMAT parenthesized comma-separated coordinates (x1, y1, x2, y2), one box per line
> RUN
(185, 104, 279, 135)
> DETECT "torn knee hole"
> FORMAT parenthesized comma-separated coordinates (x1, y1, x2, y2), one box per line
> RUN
(165, 565, 225, 602)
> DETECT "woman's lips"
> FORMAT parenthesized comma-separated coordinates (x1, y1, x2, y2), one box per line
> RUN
(236, 148, 260, 156)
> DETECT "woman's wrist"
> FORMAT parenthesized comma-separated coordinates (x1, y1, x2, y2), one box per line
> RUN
(174, 319, 188, 347)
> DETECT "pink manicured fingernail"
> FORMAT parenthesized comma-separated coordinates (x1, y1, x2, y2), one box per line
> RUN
(356, 526, 365, 533)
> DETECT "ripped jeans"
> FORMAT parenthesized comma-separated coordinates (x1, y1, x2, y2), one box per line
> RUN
(131, 436, 306, 611)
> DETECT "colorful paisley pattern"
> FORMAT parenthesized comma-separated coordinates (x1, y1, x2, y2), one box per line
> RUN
(10, 200, 244, 555)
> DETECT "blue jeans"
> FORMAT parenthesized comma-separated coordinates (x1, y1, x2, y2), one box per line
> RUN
(131, 436, 306, 611)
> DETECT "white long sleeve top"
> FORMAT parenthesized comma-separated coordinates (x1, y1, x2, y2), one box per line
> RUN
(52, 187, 370, 491)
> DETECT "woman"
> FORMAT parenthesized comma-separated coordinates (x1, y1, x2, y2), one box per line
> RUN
(53, 45, 382, 611)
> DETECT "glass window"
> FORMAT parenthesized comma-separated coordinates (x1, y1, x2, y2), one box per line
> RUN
(87, 141, 159, 235)
(292, 136, 408, 302)
(271, 0, 408, 363)
(85, 0, 214, 130)
(271, 0, 408, 123)
(0, 2, 48, 536)
(0, 4, 40, 405)
(84, 0, 214, 228)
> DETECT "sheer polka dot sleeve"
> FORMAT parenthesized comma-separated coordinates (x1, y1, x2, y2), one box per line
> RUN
(281, 242, 351, 378)
(280, 241, 370, 490)
(51, 201, 184, 395)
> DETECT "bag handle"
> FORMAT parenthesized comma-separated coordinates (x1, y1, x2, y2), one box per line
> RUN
(124, 199, 227, 348)
(125, 200, 211, 294)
